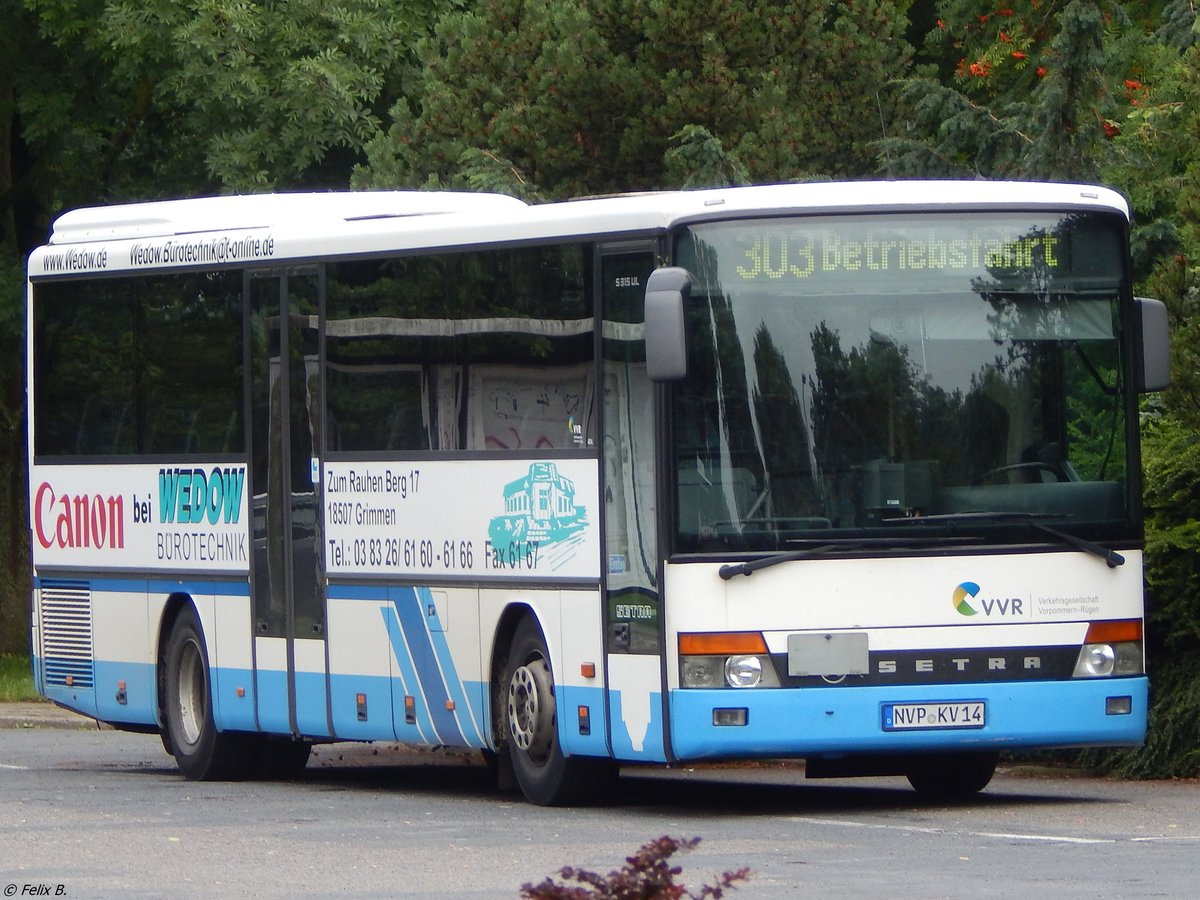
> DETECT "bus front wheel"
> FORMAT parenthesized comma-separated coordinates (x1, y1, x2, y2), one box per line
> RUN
(501, 618, 614, 806)
(163, 606, 255, 781)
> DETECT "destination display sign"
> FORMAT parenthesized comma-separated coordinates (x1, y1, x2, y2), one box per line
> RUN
(679, 213, 1123, 294)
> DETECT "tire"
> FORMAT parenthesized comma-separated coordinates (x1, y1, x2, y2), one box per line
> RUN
(500, 618, 615, 806)
(907, 751, 998, 799)
(163, 605, 257, 780)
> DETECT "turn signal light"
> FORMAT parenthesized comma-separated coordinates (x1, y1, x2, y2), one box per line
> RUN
(1084, 620, 1142, 643)
(679, 632, 768, 655)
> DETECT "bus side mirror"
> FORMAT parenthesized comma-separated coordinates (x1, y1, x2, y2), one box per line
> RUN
(1135, 297, 1170, 392)
(644, 267, 691, 382)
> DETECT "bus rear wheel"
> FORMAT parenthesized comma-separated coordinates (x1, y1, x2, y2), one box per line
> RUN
(907, 751, 998, 799)
(501, 618, 614, 806)
(164, 606, 256, 780)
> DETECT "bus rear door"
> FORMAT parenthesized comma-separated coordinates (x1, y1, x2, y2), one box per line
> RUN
(248, 269, 331, 737)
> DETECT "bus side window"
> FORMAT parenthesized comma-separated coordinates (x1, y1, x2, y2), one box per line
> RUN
(454, 244, 593, 452)
(327, 246, 593, 454)
(33, 272, 243, 458)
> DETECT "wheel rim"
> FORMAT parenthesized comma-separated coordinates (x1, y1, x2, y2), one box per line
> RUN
(176, 638, 206, 748)
(507, 657, 555, 762)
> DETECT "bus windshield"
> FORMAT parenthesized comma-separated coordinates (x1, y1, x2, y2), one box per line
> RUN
(672, 211, 1133, 552)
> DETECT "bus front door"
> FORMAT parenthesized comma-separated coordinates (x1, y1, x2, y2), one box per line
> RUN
(248, 269, 331, 738)
(600, 247, 668, 762)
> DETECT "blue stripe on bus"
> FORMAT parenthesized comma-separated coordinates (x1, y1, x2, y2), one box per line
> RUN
(211, 666, 257, 732)
(388, 588, 468, 747)
(381, 607, 437, 743)
(39, 680, 98, 719)
(415, 587, 484, 746)
(668, 677, 1149, 760)
(255, 668, 291, 735)
(35, 575, 250, 597)
(605, 688, 667, 762)
(327, 582, 389, 601)
(556, 684, 614, 758)
(330, 582, 482, 744)
(465, 680, 491, 748)
(294, 670, 331, 737)
(93, 660, 157, 726)
(329, 672, 397, 741)
(328, 582, 484, 745)
(36, 656, 159, 729)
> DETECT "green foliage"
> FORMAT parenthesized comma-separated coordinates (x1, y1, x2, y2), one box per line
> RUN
(1105, 36, 1200, 775)
(1070, 651, 1200, 779)
(1115, 29, 1200, 684)
(1137, 655, 1200, 777)
(356, 0, 913, 197)
(4, 2, 111, 243)
(0, 249, 27, 655)
(1142, 416, 1200, 656)
(1021, 2, 1120, 179)
(520, 836, 749, 899)
(0, 656, 37, 702)
(0, 250, 23, 362)
(3, 0, 445, 223)
(1104, 40, 1200, 279)
(882, 0, 1144, 180)
(663, 126, 751, 189)
(98, 0, 432, 191)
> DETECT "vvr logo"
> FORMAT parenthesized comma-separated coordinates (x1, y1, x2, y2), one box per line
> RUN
(953, 581, 1024, 617)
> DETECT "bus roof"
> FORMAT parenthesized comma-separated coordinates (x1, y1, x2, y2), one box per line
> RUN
(45, 190, 528, 244)
(29, 181, 1129, 278)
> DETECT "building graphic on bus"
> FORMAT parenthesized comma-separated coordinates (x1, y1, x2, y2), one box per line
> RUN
(489, 462, 587, 546)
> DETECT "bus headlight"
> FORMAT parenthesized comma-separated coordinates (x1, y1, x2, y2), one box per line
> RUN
(1076, 643, 1116, 677)
(680, 654, 782, 688)
(1073, 620, 1144, 679)
(725, 655, 763, 688)
(681, 656, 723, 688)
(678, 633, 780, 688)
(1073, 642, 1143, 678)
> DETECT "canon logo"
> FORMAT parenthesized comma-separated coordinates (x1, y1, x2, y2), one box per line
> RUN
(34, 482, 125, 550)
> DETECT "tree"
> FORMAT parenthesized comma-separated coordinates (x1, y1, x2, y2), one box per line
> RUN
(0, 0, 447, 652)
(1104, 34, 1200, 778)
(6, 0, 445, 249)
(355, 0, 914, 198)
(881, 0, 1137, 181)
(97, 0, 436, 192)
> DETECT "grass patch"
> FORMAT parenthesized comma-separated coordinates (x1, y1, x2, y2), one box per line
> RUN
(0, 655, 39, 702)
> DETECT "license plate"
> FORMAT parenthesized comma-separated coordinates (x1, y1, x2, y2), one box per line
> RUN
(882, 700, 986, 731)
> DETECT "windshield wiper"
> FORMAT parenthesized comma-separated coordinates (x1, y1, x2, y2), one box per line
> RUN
(718, 542, 859, 580)
(716, 536, 981, 580)
(885, 511, 1125, 568)
(1031, 522, 1125, 568)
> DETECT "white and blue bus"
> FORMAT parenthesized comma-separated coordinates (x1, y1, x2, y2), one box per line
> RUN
(26, 182, 1169, 804)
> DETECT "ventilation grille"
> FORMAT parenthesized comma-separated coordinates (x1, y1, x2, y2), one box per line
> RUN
(39, 580, 94, 688)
